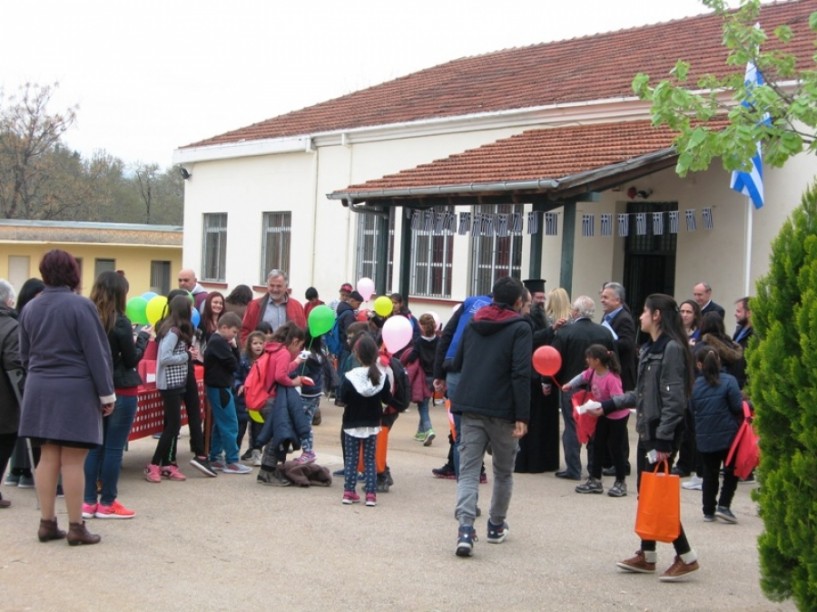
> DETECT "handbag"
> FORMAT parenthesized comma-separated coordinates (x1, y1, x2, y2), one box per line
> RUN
(635, 460, 681, 543)
(725, 401, 759, 480)
(163, 339, 189, 390)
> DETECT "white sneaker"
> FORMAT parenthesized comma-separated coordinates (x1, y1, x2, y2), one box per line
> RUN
(682, 476, 703, 490)
(251, 449, 262, 467)
(222, 463, 253, 474)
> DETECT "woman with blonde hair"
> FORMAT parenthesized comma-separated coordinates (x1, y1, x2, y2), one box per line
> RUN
(546, 287, 572, 328)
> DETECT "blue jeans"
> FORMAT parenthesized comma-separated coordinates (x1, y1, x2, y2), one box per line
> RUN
(300, 395, 320, 452)
(416, 398, 432, 433)
(559, 389, 582, 478)
(207, 386, 240, 465)
(446, 371, 462, 475)
(84, 394, 138, 505)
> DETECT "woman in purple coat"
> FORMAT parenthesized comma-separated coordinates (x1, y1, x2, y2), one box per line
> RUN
(18, 250, 115, 546)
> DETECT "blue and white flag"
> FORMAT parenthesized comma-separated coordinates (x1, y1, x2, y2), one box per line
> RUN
(458, 212, 471, 235)
(445, 212, 457, 233)
(669, 211, 679, 234)
(702, 207, 714, 230)
(511, 212, 523, 234)
(581, 214, 594, 237)
(652, 212, 664, 236)
(618, 213, 629, 237)
(411, 211, 422, 230)
(434, 212, 445, 234)
(636, 213, 647, 236)
(527, 211, 539, 235)
(600, 213, 612, 236)
(545, 212, 558, 236)
(729, 58, 768, 209)
(497, 214, 509, 237)
(423, 211, 434, 233)
(685, 209, 697, 232)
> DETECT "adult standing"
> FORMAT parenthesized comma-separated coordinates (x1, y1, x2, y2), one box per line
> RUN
(452, 277, 531, 557)
(600, 281, 637, 475)
(732, 297, 753, 352)
(18, 250, 115, 545)
(680, 299, 703, 346)
(178, 268, 208, 313)
(240, 269, 306, 344)
(692, 282, 725, 319)
(551, 296, 614, 480)
(83, 272, 150, 519)
(593, 293, 699, 581)
(223, 284, 253, 321)
(0, 280, 23, 509)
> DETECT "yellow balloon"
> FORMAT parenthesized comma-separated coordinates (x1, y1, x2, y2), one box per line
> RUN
(248, 409, 264, 424)
(374, 295, 394, 317)
(146, 295, 168, 325)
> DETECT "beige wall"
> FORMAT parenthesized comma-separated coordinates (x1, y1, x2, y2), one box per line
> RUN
(1, 243, 181, 297)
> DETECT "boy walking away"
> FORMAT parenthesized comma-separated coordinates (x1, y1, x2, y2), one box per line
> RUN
(204, 313, 252, 474)
(452, 277, 531, 557)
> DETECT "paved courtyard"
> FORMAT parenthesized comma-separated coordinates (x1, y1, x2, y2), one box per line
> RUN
(0, 398, 792, 611)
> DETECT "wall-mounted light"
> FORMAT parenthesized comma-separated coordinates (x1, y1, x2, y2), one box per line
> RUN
(179, 167, 192, 180)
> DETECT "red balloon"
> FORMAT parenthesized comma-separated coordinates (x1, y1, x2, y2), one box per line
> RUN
(533, 346, 562, 377)
(356, 308, 370, 322)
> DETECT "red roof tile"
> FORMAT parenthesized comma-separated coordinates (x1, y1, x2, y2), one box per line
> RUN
(185, 1, 813, 149)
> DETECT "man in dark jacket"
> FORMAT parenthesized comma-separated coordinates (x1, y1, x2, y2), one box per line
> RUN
(0, 280, 23, 508)
(452, 277, 531, 557)
(552, 296, 614, 480)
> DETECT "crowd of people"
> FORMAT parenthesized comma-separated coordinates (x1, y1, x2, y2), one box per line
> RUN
(1, 252, 755, 579)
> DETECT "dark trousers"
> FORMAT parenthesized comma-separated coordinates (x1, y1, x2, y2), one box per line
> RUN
(675, 409, 700, 475)
(182, 366, 205, 457)
(153, 388, 184, 466)
(636, 442, 692, 556)
(590, 414, 629, 481)
(0, 432, 16, 482)
(700, 448, 738, 515)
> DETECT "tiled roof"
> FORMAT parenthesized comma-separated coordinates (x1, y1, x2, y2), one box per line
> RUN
(0, 220, 183, 246)
(186, 1, 812, 148)
(332, 121, 722, 199)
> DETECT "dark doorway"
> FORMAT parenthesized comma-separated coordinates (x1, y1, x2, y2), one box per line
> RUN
(622, 202, 677, 318)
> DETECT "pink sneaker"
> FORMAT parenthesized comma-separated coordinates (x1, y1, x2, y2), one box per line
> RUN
(82, 503, 98, 519)
(294, 450, 317, 465)
(365, 493, 377, 507)
(95, 499, 136, 519)
(144, 464, 161, 483)
(342, 490, 360, 504)
(161, 465, 187, 481)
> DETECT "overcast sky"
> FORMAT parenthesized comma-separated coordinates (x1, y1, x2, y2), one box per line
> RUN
(2, 0, 720, 168)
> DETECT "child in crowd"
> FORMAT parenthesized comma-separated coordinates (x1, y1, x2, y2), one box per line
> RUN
(256, 321, 275, 343)
(237, 331, 266, 465)
(691, 345, 743, 523)
(405, 313, 438, 446)
(562, 344, 628, 497)
(293, 332, 333, 464)
(339, 334, 391, 506)
(204, 312, 252, 475)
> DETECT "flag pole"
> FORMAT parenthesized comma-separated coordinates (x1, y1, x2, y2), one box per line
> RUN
(744, 197, 753, 296)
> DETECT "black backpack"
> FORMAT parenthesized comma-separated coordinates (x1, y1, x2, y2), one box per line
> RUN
(388, 357, 411, 412)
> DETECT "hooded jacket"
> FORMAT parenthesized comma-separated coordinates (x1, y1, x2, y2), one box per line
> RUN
(451, 303, 532, 423)
(339, 365, 391, 429)
(691, 371, 743, 452)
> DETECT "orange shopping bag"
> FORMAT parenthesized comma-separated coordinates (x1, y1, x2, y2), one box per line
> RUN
(635, 460, 681, 543)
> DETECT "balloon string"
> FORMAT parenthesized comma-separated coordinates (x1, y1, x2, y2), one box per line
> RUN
(299, 337, 315, 376)
(549, 375, 561, 387)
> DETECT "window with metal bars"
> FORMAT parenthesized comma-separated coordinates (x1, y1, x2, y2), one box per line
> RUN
(202, 213, 227, 281)
(355, 211, 393, 287)
(261, 211, 291, 283)
(470, 204, 523, 295)
(410, 205, 454, 298)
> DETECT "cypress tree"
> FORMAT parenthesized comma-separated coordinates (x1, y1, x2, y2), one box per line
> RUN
(751, 181, 817, 608)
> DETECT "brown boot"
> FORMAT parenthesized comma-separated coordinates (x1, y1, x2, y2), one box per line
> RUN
(67, 521, 101, 546)
(38, 518, 67, 542)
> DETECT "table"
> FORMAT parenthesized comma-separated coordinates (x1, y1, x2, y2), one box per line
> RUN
(129, 377, 206, 442)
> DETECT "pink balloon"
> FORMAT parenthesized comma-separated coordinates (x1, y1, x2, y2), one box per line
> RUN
(382, 315, 413, 354)
(357, 277, 375, 301)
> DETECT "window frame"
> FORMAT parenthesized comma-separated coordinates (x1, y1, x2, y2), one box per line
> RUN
(201, 213, 228, 282)
(261, 211, 292, 284)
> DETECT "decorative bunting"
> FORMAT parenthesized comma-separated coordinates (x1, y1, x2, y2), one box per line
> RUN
(527, 211, 539, 235)
(618, 213, 629, 237)
(483, 213, 494, 236)
(511, 212, 522, 234)
(702, 207, 713, 230)
(458, 212, 471, 235)
(600, 213, 612, 237)
(411, 211, 422, 231)
(545, 212, 558, 236)
(581, 214, 595, 237)
(685, 209, 696, 232)
(434, 212, 445, 234)
(497, 214, 509, 237)
(669, 211, 679, 234)
(636, 213, 647, 236)
(445, 211, 457, 233)
(422, 210, 433, 233)
(652, 212, 664, 236)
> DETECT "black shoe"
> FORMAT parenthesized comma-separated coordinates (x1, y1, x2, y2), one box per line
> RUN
(190, 456, 217, 477)
(432, 464, 457, 479)
(257, 467, 291, 487)
(670, 466, 690, 477)
(240, 449, 253, 461)
(555, 470, 581, 481)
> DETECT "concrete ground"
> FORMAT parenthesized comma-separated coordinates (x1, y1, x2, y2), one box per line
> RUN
(0, 398, 793, 611)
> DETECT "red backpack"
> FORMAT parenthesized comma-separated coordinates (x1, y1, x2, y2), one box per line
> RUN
(244, 348, 276, 412)
(726, 401, 760, 479)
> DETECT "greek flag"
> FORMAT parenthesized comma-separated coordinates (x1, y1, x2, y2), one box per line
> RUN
(434, 212, 445, 234)
(423, 211, 434, 233)
(685, 209, 697, 232)
(652, 212, 664, 236)
(458, 212, 471, 235)
(511, 212, 523, 234)
(497, 214, 509, 237)
(472, 213, 482, 236)
(581, 214, 594, 237)
(445, 212, 457, 233)
(618, 213, 629, 237)
(545, 212, 558, 236)
(669, 211, 679, 234)
(636, 213, 647, 236)
(702, 207, 714, 230)
(527, 211, 539, 235)
(600, 214, 612, 236)
(729, 59, 767, 209)
(411, 210, 422, 230)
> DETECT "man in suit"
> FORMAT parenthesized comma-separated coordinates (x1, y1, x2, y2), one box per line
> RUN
(693, 282, 725, 319)
(599, 281, 637, 476)
(551, 296, 614, 480)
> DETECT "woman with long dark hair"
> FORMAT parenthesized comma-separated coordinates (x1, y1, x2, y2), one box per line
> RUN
(592, 294, 698, 580)
(83, 271, 150, 519)
(18, 250, 115, 545)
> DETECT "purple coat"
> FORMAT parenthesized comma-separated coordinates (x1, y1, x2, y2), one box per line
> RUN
(18, 286, 115, 445)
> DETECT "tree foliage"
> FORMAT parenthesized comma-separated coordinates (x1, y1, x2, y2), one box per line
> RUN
(0, 82, 182, 224)
(632, 0, 817, 176)
(749, 182, 817, 609)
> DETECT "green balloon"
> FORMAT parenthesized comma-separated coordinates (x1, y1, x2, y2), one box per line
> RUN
(126, 296, 149, 325)
(308, 304, 336, 336)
